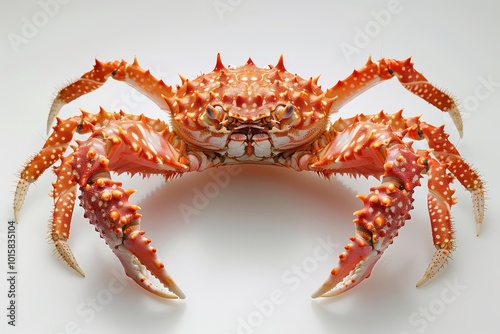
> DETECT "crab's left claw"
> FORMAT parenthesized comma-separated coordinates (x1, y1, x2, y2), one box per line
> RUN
(113, 227, 185, 299)
(311, 143, 423, 298)
(312, 181, 415, 298)
(79, 174, 185, 299)
(312, 234, 380, 298)
(311, 181, 414, 298)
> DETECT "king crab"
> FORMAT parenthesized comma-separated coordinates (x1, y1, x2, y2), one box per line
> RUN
(14, 55, 485, 299)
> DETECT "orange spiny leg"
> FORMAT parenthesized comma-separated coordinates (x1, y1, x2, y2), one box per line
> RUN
(325, 57, 463, 136)
(49, 155, 83, 276)
(306, 121, 427, 297)
(329, 109, 413, 134)
(408, 122, 485, 235)
(14, 116, 92, 221)
(13, 109, 122, 221)
(48, 58, 174, 132)
(331, 111, 485, 235)
(14, 109, 127, 278)
(416, 158, 457, 286)
(14, 108, 181, 281)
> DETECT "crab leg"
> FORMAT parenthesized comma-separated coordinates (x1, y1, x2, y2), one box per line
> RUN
(305, 109, 485, 297)
(14, 109, 138, 221)
(48, 58, 174, 132)
(413, 123, 485, 235)
(329, 111, 485, 235)
(14, 112, 101, 222)
(14, 110, 125, 276)
(326, 57, 463, 136)
(49, 155, 83, 276)
(416, 158, 456, 286)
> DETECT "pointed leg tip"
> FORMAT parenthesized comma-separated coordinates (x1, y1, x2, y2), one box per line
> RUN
(415, 276, 428, 288)
(74, 265, 86, 278)
(448, 106, 463, 138)
(476, 222, 481, 236)
(417, 248, 451, 288)
(54, 239, 86, 278)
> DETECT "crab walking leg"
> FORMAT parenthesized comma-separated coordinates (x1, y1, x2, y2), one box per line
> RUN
(416, 158, 456, 287)
(415, 123, 485, 235)
(14, 114, 98, 222)
(14, 109, 137, 221)
(48, 58, 175, 132)
(14, 111, 128, 275)
(16, 108, 190, 298)
(330, 111, 485, 234)
(49, 156, 83, 276)
(326, 57, 463, 136)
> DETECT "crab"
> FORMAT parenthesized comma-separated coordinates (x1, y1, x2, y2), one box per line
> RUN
(14, 55, 485, 299)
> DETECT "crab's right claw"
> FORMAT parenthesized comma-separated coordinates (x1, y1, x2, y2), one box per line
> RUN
(113, 229, 185, 299)
(312, 234, 379, 298)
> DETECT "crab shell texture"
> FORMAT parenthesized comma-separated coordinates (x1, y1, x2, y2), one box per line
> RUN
(167, 56, 331, 162)
(13, 55, 485, 299)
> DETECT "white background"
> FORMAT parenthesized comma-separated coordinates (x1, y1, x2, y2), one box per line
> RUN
(1, 1, 499, 333)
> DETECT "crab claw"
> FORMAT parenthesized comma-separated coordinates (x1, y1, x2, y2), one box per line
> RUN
(312, 144, 421, 298)
(113, 228, 185, 299)
(312, 234, 379, 298)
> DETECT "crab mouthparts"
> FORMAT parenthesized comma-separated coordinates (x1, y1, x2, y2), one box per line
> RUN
(233, 124, 266, 131)
(230, 124, 270, 141)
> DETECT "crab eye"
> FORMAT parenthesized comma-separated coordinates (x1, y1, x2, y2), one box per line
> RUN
(206, 105, 224, 120)
(274, 104, 294, 120)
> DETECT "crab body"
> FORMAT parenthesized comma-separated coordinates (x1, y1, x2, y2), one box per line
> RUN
(14, 55, 485, 299)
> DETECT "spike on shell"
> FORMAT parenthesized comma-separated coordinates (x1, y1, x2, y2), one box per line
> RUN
(214, 53, 226, 71)
(275, 55, 286, 71)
